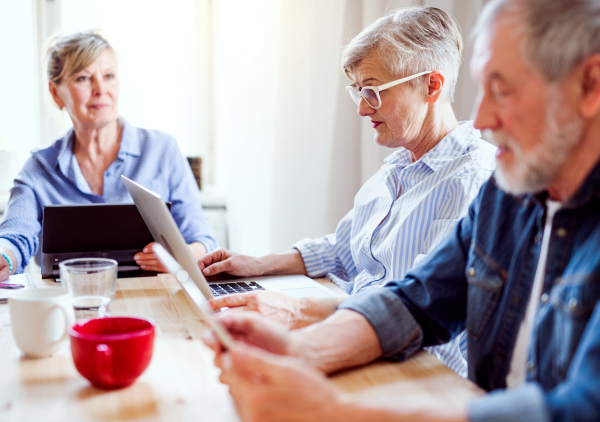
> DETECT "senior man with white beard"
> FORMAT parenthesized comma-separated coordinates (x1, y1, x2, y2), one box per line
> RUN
(203, 0, 600, 421)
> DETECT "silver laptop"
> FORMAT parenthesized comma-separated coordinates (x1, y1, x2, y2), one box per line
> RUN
(152, 243, 233, 348)
(121, 176, 337, 300)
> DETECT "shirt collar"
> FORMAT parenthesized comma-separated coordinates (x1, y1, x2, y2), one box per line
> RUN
(55, 117, 140, 177)
(420, 121, 480, 172)
(56, 128, 76, 177)
(383, 121, 480, 172)
(117, 118, 141, 159)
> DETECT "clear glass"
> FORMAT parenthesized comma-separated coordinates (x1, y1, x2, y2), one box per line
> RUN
(59, 258, 118, 321)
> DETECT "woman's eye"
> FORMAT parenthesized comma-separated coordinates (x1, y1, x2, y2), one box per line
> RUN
(76, 75, 89, 82)
(105, 73, 115, 80)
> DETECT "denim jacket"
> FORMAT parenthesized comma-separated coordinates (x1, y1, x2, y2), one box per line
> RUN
(340, 160, 600, 422)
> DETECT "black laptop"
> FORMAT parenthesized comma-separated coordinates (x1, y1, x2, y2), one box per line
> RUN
(41, 203, 171, 279)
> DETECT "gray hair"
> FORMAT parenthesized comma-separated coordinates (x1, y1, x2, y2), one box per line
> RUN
(473, 0, 600, 82)
(46, 30, 113, 85)
(341, 6, 463, 101)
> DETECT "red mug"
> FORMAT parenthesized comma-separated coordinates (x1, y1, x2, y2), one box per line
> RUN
(69, 317, 155, 389)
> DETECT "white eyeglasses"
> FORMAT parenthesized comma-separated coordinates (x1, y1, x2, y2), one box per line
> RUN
(346, 70, 432, 109)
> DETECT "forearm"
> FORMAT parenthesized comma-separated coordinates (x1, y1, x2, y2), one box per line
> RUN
(289, 309, 382, 374)
(260, 249, 308, 276)
(189, 242, 207, 260)
(0, 247, 17, 275)
(293, 297, 345, 328)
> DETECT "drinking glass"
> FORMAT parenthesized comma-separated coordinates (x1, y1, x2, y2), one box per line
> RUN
(59, 258, 118, 320)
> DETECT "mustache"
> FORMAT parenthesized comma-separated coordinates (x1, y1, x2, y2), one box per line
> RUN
(483, 129, 518, 151)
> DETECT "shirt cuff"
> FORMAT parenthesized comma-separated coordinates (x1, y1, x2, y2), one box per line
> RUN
(293, 237, 330, 278)
(338, 287, 423, 359)
(469, 384, 551, 422)
(0, 238, 23, 274)
(195, 235, 218, 254)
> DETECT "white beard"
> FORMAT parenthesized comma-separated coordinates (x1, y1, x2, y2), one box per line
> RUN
(490, 88, 583, 196)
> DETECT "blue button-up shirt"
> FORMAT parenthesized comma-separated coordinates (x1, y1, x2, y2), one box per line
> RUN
(0, 119, 217, 273)
(340, 160, 600, 422)
(294, 121, 497, 377)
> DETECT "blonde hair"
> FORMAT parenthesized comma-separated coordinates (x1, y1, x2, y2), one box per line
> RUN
(342, 6, 463, 101)
(46, 30, 113, 85)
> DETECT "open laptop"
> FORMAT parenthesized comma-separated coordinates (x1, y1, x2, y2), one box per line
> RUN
(152, 243, 233, 348)
(121, 176, 338, 300)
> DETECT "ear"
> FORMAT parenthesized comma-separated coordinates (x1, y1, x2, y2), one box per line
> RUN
(48, 81, 65, 109)
(426, 72, 445, 104)
(577, 55, 600, 118)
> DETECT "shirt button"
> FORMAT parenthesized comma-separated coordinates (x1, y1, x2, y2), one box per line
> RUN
(467, 267, 476, 277)
(527, 360, 534, 372)
(568, 298, 578, 310)
(534, 233, 542, 245)
(556, 228, 567, 238)
(540, 293, 549, 304)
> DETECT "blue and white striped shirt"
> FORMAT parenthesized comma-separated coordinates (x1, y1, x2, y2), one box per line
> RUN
(294, 121, 496, 377)
(0, 118, 217, 274)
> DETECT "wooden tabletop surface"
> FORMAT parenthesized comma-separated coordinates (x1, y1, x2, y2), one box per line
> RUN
(0, 274, 482, 421)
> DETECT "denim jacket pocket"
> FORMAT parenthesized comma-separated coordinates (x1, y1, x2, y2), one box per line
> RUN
(549, 273, 600, 380)
(466, 244, 508, 341)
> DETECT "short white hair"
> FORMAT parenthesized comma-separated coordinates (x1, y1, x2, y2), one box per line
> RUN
(341, 6, 463, 101)
(473, 0, 600, 82)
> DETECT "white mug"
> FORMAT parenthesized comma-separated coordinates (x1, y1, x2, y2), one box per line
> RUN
(9, 288, 75, 358)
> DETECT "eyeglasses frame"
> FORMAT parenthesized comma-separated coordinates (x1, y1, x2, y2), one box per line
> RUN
(346, 70, 433, 109)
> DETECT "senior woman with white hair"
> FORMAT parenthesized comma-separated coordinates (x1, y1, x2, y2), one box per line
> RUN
(199, 6, 496, 377)
(0, 31, 216, 281)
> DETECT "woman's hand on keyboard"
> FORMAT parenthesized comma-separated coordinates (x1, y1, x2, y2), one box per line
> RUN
(198, 248, 268, 278)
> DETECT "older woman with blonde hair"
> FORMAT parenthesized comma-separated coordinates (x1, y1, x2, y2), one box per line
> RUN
(198, 6, 496, 377)
(0, 30, 216, 281)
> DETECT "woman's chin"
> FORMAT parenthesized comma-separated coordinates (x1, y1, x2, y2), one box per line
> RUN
(373, 135, 397, 149)
(80, 115, 119, 127)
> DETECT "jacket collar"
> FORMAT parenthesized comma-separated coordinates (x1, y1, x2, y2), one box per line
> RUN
(521, 157, 600, 210)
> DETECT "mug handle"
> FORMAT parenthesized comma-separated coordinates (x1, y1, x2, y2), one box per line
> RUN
(95, 344, 116, 386)
(48, 304, 71, 347)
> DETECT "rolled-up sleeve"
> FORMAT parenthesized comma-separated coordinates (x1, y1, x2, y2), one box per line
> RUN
(338, 288, 424, 360)
(469, 384, 550, 422)
(293, 208, 357, 280)
(0, 182, 42, 273)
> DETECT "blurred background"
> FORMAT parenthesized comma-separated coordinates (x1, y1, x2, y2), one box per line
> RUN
(0, 0, 489, 258)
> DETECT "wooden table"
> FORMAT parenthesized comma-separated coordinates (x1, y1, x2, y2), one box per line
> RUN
(0, 274, 482, 421)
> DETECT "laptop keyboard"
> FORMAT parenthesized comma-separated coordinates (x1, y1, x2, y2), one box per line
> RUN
(209, 281, 265, 297)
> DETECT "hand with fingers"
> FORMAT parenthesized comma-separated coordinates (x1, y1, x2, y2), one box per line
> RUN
(203, 312, 293, 361)
(0, 256, 10, 282)
(218, 342, 341, 422)
(134, 242, 168, 273)
(198, 248, 267, 278)
(210, 291, 306, 329)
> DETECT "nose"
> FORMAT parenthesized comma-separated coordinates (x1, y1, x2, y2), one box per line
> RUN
(92, 77, 108, 96)
(358, 97, 375, 117)
(472, 90, 500, 131)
